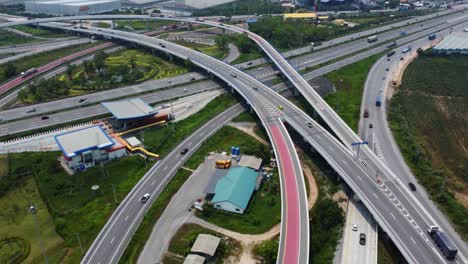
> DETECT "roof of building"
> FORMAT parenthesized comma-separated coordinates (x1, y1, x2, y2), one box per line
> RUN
(238, 155, 263, 171)
(54, 125, 114, 158)
(211, 166, 258, 210)
(125, 136, 142, 148)
(434, 32, 468, 51)
(183, 254, 205, 264)
(101, 98, 157, 120)
(26, 0, 119, 5)
(190, 234, 221, 257)
(283, 12, 317, 19)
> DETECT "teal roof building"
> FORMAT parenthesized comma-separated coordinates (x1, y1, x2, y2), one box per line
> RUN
(211, 166, 258, 214)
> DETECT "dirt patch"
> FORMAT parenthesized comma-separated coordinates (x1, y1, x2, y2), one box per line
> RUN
(332, 190, 348, 212)
(228, 122, 268, 145)
(454, 192, 468, 210)
(302, 162, 319, 210)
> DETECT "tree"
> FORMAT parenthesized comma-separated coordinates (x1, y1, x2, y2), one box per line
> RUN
(66, 63, 75, 80)
(93, 51, 108, 74)
(255, 239, 278, 263)
(83, 60, 95, 76)
(4, 63, 17, 79)
(129, 57, 136, 70)
(215, 35, 229, 51)
(18, 88, 28, 103)
(235, 33, 254, 53)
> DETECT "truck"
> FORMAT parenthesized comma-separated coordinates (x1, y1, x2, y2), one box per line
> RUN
(376, 95, 382, 107)
(367, 35, 378, 43)
(215, 160, 231, 169)
(20, 68, 38, 78)
(428, 33, 436, 40)
(427, 226, 458, 260)
(386, 50, 396, 57)
(386, 41, 397, 48)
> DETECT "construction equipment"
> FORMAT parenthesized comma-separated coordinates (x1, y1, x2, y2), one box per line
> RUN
(215, 159, 231, 169)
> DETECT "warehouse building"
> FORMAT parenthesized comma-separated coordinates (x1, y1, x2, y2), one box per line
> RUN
(433, 32, 468, 55)
(25, 0, 121, 16)
(211, 166, 259, 214)
(55, 125, 126, 170)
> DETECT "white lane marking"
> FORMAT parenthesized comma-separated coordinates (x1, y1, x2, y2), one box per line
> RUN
(110, 236, 115, 244)
(188, 142, 192, 147)
(163, 165, 168, 171)
(410, 236, 417, 244)
(373, 192, 378, 198)
(357, 175, 362, 181)
(151, 180, 155, 186)
(390, 212, 397, 220)
(124, 215, 129, 222)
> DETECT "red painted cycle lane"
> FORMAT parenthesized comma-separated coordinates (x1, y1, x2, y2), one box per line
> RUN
(270, 124, 300, 264)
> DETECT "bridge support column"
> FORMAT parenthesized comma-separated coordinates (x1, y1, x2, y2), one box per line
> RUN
(112, 19, 115, 29)
(146, 19, 149, 31)
(79, 19, 82, 28)
(151, 48, 155, 55)
(293, 87, 300, 96)
(209, 72, 214, 79)
(36, 23, 39, 30)
(169, 54, 173, 62)
(222, 28, 225, 34)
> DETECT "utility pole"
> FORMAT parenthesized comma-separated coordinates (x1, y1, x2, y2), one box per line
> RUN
(29, 205, 48, 264)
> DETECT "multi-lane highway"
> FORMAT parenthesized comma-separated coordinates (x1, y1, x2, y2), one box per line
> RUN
(1, 10, 468, 264)
(360, 28, 468, 262)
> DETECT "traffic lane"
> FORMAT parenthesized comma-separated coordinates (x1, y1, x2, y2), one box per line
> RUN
(0, 84, 217, 137)
(83, 104, 244, 263)
(0, 74, 208, 121)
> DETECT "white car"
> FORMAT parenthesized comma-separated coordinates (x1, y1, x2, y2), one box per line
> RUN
(140, 193, 150, 203)
(352, 224, 358, 231)
(185, 104, 193, 109)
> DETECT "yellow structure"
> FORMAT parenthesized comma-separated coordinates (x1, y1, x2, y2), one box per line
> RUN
(283, 12, 317, 20)
(318, 15, 330, 20)
(216, 160, 232, 169)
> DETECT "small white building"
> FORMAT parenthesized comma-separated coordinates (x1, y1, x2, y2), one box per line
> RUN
(54, 125, 126, 170)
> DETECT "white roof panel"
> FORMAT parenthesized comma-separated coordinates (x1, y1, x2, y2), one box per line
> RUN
(54, 125, 114, 158)
(102, 98, 157, 120)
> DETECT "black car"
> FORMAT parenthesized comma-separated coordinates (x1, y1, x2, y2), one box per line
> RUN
(78, 98, 87, 103)
(180, 148, 189, 155)
(408, 182, 417, 191)
(41, 116, 49, 120)
(359, 233, 366, 245)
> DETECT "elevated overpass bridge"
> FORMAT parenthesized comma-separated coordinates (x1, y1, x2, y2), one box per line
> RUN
(1, 14, 467, 264)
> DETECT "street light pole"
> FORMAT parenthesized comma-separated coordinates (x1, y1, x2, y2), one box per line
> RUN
(29, 205, 49, 264)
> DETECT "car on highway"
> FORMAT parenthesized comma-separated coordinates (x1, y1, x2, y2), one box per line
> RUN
(180, 148, 189, 155)
(78, 98, 87, 103)
(252, 87, 258, 91)
(305, 121, 313, 128)
(278, 105, 283, 110)
(369, 123, 373, 128)
(352, 224, 358, 231)
(385, 68, 389, 71)
(183, 88, 189, 92)
(359, 233, 366, 245)
(400, 57, 404, 61)
(402, 47, 412, 53)
(230, 73, 237, 78)
(408, 182, 417, 191)
(185, 104, 192, 109)
(190, 77, 196, 81)
(140, 193, 150, 203)
(26, 108, 36, 113)
(363, 109, 369, 118)
(382, 76, 386, 80)
(41, 116, 49, 120)
(247, 62, 253, 66)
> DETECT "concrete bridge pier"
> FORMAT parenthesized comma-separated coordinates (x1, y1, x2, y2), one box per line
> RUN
(112, 19, 115, 29)
(146, 19, 149, 31)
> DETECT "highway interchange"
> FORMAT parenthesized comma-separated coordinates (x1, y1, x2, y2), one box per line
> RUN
(0, 7, 467, 264)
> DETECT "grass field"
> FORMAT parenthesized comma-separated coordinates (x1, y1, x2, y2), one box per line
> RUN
(163, 224, 241, 264)
(324, 53, 382, 131)
(0, 41, 99, 84)
(13, 25, 68, 38)
(6, 152, 154, 262)
(142, 93, 238, 157)
(57, 49, 188, 95)
(230, 50, 263, 64)
(174, 40, 227, 60)
(0, 29, 40, 47)
(0, 155, 7, 177)
(116, 20, 174, 31)
(389, 52, 468, 240)
(0, 177, 64, 263)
